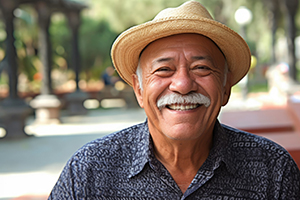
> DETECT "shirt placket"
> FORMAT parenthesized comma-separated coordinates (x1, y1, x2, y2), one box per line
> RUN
(149, 156, 183, 198)
(181, 170, 215, 199)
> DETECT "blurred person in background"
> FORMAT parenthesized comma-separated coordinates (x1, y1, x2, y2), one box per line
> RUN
(102, 66, 119, 87)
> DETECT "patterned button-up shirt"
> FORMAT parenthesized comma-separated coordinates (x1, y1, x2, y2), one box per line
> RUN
(49, 120, 300, 199)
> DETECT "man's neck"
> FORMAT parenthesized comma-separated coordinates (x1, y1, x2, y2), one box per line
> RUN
(151, 128, 214, 194)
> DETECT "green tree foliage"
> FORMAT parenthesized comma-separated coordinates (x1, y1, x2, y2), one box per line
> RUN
(13, 6, 38, 82)
(79, 18, 118, 80)
(50, 13, 71, 68)
(86, 0, 188, 32)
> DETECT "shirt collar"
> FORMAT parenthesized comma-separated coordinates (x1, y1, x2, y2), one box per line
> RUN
(128, 119, 236, 178)
(128, 120, 151, 178)
(202, 120, 236, 174)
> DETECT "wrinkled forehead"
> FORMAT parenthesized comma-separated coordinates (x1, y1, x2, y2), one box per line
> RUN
(139, 33, 226, 61)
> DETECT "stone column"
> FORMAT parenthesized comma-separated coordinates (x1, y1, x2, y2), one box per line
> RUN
(65, 9, 88, 115)
(1, 1, 18, 99)
(37, 1, 52, 95)
(30, 1, 62, 124)
(0, 0, 32, 139)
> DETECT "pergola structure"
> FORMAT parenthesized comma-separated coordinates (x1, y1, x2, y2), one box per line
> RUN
(0, 0, 87, 138)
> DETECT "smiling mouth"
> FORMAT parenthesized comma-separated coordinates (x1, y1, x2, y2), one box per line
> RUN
(166, 104, 201, 111)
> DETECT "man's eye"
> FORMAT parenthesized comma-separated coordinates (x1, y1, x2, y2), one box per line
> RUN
(156, 67, 171, 72)
(192, 65, 211, 76)
(194, 65, 210, 70)
(154, 67, 173, 76)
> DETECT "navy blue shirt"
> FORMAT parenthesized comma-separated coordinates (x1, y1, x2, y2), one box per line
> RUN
(49, 120, 300, 199)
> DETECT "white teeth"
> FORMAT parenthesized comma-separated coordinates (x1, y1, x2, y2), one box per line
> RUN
(168, 104, 199, 111)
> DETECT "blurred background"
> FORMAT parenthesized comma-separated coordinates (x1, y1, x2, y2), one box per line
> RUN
(0, 0, 300, 199)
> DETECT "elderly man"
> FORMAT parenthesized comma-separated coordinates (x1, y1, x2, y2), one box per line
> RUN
(49, 1, 300, 199)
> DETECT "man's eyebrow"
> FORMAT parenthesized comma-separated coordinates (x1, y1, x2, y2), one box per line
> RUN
(191, 55, 217, 67)
(191, 55, 213, 62)
(152, 57, 174, 65)
(151, 56, 215, 66)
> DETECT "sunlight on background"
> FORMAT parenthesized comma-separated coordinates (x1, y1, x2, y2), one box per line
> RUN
(0, 127, 6, 138)
(25, 121, 135, 137)
(83, 99, 100, 109)
(83, 98, 127, 109)
(100, 99, 126, 108)
(0, 172, 57, 199)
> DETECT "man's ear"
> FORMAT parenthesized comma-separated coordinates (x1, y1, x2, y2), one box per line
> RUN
(132, 74, 144, 108)
(222, 72, 232, 106)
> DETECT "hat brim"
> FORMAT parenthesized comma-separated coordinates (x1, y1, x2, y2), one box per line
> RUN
(111, 17, 251, 87)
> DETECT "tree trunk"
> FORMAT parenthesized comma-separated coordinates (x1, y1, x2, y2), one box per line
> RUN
(283, 0, 299, 81)
(264, 0, 281, 63)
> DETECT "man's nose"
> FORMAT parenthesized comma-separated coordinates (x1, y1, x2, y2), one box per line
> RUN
(169, 68, 197, 94)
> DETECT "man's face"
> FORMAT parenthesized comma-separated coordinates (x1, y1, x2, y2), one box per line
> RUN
(133, 33, 231, 141)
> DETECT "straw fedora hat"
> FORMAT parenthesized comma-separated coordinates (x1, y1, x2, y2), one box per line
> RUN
(111, 0, 251, 87)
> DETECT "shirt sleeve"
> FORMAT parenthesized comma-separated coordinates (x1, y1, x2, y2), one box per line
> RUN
(48, 156, 85, 200)
(268, 151, 300, 200)
(279, 158, 300, 199)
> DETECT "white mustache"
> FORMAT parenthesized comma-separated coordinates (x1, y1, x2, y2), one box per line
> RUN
(157, 93, 211, 110)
